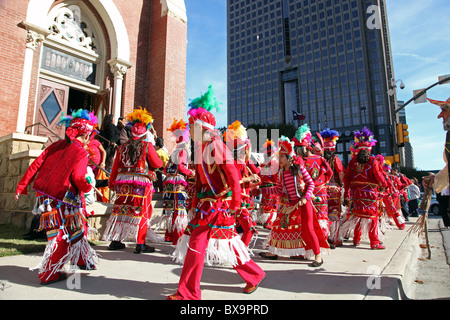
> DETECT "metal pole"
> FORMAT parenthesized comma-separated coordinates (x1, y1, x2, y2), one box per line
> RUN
(394, 76, 450, 114)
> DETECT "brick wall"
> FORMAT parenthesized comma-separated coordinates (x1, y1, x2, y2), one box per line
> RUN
(147, 1, 187, 152)
(0, 0, 29, 136)
(0, 0, 187, 151)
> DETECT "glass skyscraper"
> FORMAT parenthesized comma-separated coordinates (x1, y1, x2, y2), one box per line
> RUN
(227, 0, 398, 164)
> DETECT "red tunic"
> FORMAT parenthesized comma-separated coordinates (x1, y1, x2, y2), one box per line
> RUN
(304, 155, 333, 226)
(344, 156, 388, 217)
(103, 140, 162, 243)
(326, 155, 345, 219)
(15, 138, 97, 282)
(16, 139, 92, 202)
(190, 137, 241, 211)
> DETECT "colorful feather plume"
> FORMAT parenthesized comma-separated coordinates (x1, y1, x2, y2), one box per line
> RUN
(167, 118, 188, 133)
(353, 126, 377, 147)
(294, 123, 311, 145)
(224, 120, 248, 144)
(187, 84, 222, 116)
(350, 126, 377, 157)
(320, 128, 339, 144)
(125, 107, 154, 128)
(278, 135, 295, 158)
(262, 139, 277, 151)
(167, 118, 190, 142)
(58, 109, 98, 127)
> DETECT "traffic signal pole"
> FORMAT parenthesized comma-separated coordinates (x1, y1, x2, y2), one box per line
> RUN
(389, 76, 450, 167)
(394, 76, 450, 114)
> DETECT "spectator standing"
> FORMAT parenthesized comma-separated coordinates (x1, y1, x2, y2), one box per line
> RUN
(155, 137, 169, 193)
(117, 116, 131, 145)
(99, 114, 120, 171)
(408, 177, 421, 218)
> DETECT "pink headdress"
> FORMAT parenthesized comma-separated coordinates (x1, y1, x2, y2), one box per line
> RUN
(58, 109, 98, 141)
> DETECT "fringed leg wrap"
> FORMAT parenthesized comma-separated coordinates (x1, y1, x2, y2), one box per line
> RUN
(171, 234, 252, 267)
(102, 212, 141, 242)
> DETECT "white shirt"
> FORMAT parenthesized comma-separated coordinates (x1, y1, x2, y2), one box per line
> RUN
(408, 184, 421, 200)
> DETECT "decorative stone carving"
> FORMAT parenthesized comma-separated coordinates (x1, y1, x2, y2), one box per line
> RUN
(25, 30, 45, 51)
(48, 5, 97, 53)
(160, 0, 187, 24)
(108, 59, 132, 80)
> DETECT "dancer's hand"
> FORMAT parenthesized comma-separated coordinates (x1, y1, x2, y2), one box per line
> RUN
(299, 197, 307, 206)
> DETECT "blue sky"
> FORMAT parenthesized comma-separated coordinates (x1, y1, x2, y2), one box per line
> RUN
(184, 0, 450, 171)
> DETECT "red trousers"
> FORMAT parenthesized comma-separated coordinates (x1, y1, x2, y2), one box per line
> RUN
(175, 212, 265, 300)
(39, 220, 90, 283)
(300, 201, 327, 255)
(236, 208, 256, 246)
(137, 186, 153, 244)
(353, 216, 380, 246)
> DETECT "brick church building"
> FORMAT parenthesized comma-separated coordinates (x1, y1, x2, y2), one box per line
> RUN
(0, 0, 188, 149)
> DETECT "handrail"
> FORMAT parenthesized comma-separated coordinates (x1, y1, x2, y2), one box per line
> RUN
(24, 122, 64, 141)
(23, 122, 110, 177)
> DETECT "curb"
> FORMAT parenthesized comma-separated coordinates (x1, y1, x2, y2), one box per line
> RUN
(364, 227, 421, 300)
(438, 220, 450, 265)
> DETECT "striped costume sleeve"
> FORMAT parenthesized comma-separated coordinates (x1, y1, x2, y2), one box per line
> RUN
(300, 165, 314, 201)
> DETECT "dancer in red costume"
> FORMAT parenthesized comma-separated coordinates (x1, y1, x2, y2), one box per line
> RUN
(341, 127, 388, 249)
(157, 119, 194, 245)
(320, 128, 345, 248)
(16, 109, 98, 284)
(224, 120, 261, 246)
(376, 156, 406, 230)
(293, 124, 333, 240)
(259, 136, 328, 266)
(256, 139, 279, 229)
(168, 85, 265, 300)
(102, 108, 163, 253)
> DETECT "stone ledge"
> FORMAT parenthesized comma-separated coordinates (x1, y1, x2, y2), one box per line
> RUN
(0, 132, 48, 145)
(9, 149, 43, 161)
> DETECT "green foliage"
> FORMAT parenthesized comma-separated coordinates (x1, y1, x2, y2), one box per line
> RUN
(0, 224, 46, 257)
(400, 166, 433, 182)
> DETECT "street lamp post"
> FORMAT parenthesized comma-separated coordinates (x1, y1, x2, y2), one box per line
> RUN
(388, 78, 405, 166)
(394, 76, 450, 114)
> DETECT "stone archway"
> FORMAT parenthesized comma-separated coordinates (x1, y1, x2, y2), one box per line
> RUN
(17, 0, 132, 133)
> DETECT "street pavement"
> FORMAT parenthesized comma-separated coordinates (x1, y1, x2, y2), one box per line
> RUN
(0, 216, 449, 300)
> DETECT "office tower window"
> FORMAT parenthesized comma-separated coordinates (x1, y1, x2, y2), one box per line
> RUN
(228, 0, 396, 165)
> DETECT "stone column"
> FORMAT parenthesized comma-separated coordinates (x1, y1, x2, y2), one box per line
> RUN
(16, 28, 47, 133)
(108, 59, 132, 124)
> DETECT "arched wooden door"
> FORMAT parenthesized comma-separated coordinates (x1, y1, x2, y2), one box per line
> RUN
(35, 79, 69, 145)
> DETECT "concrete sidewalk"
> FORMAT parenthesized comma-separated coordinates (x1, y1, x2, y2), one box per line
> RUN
(0, 217, 442, 300)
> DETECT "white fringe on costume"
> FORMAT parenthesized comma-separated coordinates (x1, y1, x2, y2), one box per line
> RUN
(339, 215, 385, 241)
(255, 207, 277, 225)
(30, 237, 98, 281)
(171, 234, 252, 267)
(378, 213, 393, 235)
(151, 210, 189, 234)
(329, 220, 342, 244)
(261, 230, 330, 259)
(146, 227, 164, 243)
(318, 219, 330, 238)
(102, 213, 141, 242)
